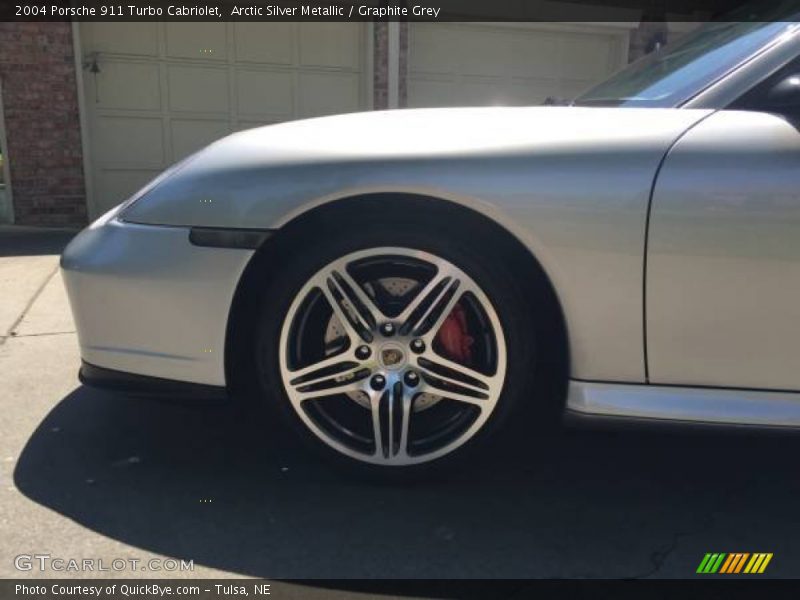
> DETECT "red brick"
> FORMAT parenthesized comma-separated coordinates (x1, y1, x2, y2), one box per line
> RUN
(0, 22, 87, 227)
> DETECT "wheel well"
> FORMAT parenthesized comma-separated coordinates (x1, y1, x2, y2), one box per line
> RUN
(224, 193, 569, 408)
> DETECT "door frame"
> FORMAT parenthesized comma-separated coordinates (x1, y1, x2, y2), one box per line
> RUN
(0, 77, 14, 224)
(71, 22, 98, 221)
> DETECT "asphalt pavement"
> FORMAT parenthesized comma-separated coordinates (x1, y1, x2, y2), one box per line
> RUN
(1, 226, 799, 589)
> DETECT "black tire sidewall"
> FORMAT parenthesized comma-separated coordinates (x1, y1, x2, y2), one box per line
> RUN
(253, 216, 537, 477)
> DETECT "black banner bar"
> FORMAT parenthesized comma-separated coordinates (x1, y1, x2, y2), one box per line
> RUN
(4, 579, 800, 600)
(2, 0, 799, 22)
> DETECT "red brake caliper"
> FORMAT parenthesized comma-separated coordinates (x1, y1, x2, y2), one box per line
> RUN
(434, 304, 474, 364)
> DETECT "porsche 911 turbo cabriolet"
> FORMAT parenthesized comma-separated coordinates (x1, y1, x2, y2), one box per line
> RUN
(62, 17, 800, 472)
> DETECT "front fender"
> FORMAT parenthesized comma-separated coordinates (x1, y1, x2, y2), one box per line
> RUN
(120, 108, 712, 382)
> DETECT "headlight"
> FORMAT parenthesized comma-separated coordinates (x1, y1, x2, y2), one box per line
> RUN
(116, 151, 202, 220)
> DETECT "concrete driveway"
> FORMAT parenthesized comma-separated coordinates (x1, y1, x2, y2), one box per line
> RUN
(1, 227, 799, 587)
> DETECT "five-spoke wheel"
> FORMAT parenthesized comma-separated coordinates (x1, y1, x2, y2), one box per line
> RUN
(278, 248, 507, 466)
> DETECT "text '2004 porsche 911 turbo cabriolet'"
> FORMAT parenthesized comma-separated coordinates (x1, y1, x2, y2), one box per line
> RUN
(62, 15, 800, 473)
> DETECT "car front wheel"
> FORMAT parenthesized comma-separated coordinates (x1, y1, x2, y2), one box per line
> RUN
(255, 216, 536, 473)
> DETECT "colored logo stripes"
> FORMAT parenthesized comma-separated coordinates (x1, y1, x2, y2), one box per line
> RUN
(697, 552, 773, 574)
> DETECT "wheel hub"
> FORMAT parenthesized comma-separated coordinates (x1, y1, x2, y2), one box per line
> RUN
(378, 343, 406, 370)
(325, 277, 441, 412)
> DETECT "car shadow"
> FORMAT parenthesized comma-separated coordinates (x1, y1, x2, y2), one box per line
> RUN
(0, 227, 77, 257)
(13, 384, 800, 581)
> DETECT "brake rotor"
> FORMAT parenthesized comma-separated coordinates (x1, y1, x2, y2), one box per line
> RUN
(323, 276, 444, 412)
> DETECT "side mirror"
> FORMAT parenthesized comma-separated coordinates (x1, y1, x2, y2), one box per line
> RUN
(766, 73, 800, 108)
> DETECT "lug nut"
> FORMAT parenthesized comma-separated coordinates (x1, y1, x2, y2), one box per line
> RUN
(370, 374, 386, 391)
(404, 371, 420, 387)
(356, 345, 371, 360)
(380, 323, 395, 336)
(410, 339, 425, 353)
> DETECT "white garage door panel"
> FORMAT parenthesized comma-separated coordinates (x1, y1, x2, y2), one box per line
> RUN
(96, 171, 161, 209)
(512, 38, 561, 79)
(82, 22, 158, 56)
(80, 22, 367, 215)
(408, 27, 457, 74)
(298, 72, 360, 118)
(237, 70, 294, 118)
(458, 32, 524, 76)
(460, 77, 509, 105)
(167, 66, 230, 113)
(166, 22, 227, 60)
(559, 34, 617, 79)
(95, 117, 164, 167)
(234, 23, 293, 64)
(94, 62, 161, 111)
(407, 80, 454, 108)
(408, 24, 626, 108)
(299, 23, 361, 68)
(171, 119, 231, 161)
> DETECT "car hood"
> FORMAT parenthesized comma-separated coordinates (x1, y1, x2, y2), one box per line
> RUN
(121, 106, 711, 227)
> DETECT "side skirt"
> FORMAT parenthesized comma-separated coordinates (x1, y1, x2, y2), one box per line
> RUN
(566, 380, 800, 431)
(80, 361, 227, 402)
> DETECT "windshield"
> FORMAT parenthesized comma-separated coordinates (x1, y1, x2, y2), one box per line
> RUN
(573, 21, 797, 107)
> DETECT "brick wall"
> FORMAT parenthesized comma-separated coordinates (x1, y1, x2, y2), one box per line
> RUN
(372, 22, 409, 109)
(398, 22, 408, 107)
(0, 22, 86, 227)
(373, 22, 389, 109)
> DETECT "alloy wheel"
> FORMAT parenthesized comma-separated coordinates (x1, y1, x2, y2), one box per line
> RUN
(278, 247, 507, 466)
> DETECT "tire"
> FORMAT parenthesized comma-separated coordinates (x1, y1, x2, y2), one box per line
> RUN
(253, 209, 537, 477)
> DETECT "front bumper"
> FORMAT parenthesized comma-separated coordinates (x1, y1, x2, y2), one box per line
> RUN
(79, 361, 226, 401)
(61, 215, 254, 388)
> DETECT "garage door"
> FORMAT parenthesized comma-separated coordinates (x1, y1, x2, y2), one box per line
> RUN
(408, 23, 628, 108)
(79, 22, 368, 216)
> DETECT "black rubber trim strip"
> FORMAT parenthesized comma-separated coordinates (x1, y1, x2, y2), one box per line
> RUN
(563, 409, 800, 436)
(188, 227, 273, 249)
(571, 377, 800, 396)
(79, 361, 227, 401)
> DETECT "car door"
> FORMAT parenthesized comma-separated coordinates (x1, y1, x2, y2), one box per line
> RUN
(646, 59, 800, 390)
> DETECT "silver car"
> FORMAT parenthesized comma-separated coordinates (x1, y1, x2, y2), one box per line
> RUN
(62, 19, 800, 473)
